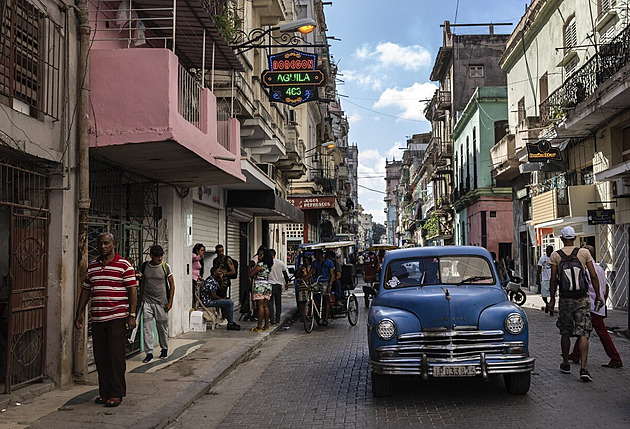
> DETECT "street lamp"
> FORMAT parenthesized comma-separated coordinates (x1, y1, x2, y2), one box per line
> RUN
(230, 18, 324, 55)
(304, 141, 335, 155)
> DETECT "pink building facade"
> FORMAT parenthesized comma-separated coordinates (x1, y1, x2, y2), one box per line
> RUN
(467, 197, 514, 259)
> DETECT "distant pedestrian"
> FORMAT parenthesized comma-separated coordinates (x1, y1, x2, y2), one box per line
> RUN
(537, 245, 554, 316)
(74, 232, 137, 407)
(138, 245, 175, 363)
(568, 245, 622, 369)
(249, 249, 273, 332)
(192, 243, 205, 307)
(548, 226, 604, 382)
(267, 249, 290, 324)
(212, 244, 236, 298)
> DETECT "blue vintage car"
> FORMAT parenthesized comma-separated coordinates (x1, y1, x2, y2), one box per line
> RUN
(367, 246, 535, 396)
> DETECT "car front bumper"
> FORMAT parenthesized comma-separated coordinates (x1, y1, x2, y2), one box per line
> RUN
(370, 353, 535, 379)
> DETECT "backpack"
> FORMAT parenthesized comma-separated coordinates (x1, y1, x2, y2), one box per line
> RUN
(227, 256, 238, 279)
(141, 261, 171, 298)
(556, 248, 589, 298)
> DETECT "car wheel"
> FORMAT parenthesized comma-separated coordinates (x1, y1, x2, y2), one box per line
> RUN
(511, 290, 526, 306)
(504, 372, 531, 394)
(347, 294, 359, 326)
(371, 372, 392, 397)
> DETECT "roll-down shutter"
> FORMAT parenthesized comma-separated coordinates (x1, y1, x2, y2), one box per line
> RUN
(193, 202, 220, 248)
(227, 219, 241, 302)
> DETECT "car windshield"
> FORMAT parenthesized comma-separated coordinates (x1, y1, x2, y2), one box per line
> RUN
(383, 255, 495, 288)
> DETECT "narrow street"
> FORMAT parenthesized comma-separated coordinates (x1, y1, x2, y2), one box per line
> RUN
(169, 299, 630, 429)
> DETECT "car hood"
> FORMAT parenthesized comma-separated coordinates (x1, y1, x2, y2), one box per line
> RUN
(374, 285, 507, 330)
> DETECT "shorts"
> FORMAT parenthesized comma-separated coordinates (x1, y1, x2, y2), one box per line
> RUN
(541, 280, 551, 298)
(556, 295, 592, 338)
(314, 280, 329, 294)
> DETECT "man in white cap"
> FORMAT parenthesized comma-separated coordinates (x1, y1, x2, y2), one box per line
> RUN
(549, 226, 604, 382)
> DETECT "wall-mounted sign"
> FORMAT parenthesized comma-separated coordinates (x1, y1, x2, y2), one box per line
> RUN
(587, 209, 615, 225)
(527, 139, 562, 162)
(515, 188, 528, 199)
(262, 49, 326, 106)
(194, 185, 223, 209)
(289, 196, 336, 210)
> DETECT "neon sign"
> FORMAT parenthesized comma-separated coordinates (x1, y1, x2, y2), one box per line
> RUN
(262, 49, 326, 107)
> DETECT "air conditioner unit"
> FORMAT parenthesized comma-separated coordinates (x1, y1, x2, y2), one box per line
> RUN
(288, 110, 298, 125)
(612, 177, 630, 197)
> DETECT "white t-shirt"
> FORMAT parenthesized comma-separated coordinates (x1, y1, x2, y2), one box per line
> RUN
(588, 263, 607, 316)
(268, 258, 288, 285)
(537, 255, 551, 281)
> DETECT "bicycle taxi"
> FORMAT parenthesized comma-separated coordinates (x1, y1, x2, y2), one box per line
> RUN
(293, 241, 359, 333)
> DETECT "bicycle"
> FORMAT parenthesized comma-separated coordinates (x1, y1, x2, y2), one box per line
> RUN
(302, 277, 329, 333)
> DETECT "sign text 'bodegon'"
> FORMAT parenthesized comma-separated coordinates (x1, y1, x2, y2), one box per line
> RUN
(262, 49, 326, 106)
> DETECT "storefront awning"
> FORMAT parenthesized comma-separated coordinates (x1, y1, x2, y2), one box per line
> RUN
(227, 190, 303, 224)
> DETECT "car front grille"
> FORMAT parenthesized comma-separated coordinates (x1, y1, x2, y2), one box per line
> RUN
(392, 329, 508, 361)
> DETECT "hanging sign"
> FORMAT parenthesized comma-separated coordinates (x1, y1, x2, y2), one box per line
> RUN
(587, 209, 615, 225)
(262, 49, 325, 106)
(527, 139, 562, 162)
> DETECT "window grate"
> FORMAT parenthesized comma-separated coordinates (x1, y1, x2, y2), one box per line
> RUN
(0, 0, 62, 120)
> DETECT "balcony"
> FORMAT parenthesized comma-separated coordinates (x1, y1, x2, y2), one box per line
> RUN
(539, 22, 630, 134)
(241, 99, 286, 164)
(531, 184, 596, 225)
(490, 133, 519, 181)
(89, 49, 244, 187)
(424, 90, 451, 122)
(275, 130, 306, 179)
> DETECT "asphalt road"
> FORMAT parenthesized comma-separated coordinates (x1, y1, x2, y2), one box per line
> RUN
(168, 302, 630, 429)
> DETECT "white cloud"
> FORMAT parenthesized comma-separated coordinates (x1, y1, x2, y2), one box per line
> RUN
(353, 42, 432, 71)
(340, 69, 382, 91)
(374, 42, 432, 71)
(373, 82, 438, 121)
(386, 141, 404, 160)
(347, 112, 362, 124)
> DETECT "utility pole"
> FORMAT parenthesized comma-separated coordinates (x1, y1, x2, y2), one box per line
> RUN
(73, 0, 91, 381)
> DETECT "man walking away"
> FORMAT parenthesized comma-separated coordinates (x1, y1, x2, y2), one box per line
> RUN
(537, 245, 554, 316)
(568, 245, 622, 369)
(138, 245, 175, 363)
(74, 232, 137, 407)
(268, 249, 289, 324)
(548, 226, 604, 382)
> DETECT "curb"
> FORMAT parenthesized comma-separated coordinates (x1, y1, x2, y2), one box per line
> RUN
(130, 308, 300, 429)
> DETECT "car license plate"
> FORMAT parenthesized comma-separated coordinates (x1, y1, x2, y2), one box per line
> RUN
(433, 365, 476, 377)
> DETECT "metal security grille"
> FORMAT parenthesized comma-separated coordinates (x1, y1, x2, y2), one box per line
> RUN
(597, 224, 629, 310)
(87, 159, 159, 360)
(0, 0, 62, 120)
(0, 161, 49, 393)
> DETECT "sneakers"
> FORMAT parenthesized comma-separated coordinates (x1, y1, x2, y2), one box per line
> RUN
(142, 353, 153, 363)
(560, 363, 571, 374)
(159, 349, 168, 359)
(226, 322, 241, 330)
(542, 305, 548, 314)
(601, 360, 623, 368)
(580, 368, 593, 382)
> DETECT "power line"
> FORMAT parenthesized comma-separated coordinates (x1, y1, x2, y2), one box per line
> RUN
(358, 184, 387, 194)
(342, 98, 427, 123)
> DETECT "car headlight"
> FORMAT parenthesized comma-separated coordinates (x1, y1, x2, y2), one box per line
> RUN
(376, 319, 396, 340)
(505, 313, 525, 335)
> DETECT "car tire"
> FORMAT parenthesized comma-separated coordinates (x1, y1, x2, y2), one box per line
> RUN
(371, 372, 392, 397)
(504, 372, 531, 394)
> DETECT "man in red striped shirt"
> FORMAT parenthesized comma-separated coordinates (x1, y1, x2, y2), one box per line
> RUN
(74, 232, 138, 408)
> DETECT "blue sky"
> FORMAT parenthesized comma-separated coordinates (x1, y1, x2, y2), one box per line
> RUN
(325, 1, 529, 223)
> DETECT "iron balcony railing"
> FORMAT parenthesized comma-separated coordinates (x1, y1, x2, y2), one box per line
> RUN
(540, 22, 630, 126)
(177, 63, 203, 130)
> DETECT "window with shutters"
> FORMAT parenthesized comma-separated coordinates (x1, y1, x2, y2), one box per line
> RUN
(564, 15, 577, 50)
(517, 97, 526, 125)
(598, 0, 616, 15)
(0, 0, 62, 120)
(565, 58, 579, 76)
(599, 20, 617, 44)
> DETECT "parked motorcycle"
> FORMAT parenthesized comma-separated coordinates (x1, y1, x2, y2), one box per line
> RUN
(502, 270, 527, 306)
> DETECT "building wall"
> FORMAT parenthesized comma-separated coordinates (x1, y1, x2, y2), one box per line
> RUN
(467, 198, 514, 255)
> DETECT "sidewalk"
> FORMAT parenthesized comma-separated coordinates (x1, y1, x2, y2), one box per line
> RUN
(521, 289, 630, 338)
(0, 290, 301, 429)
